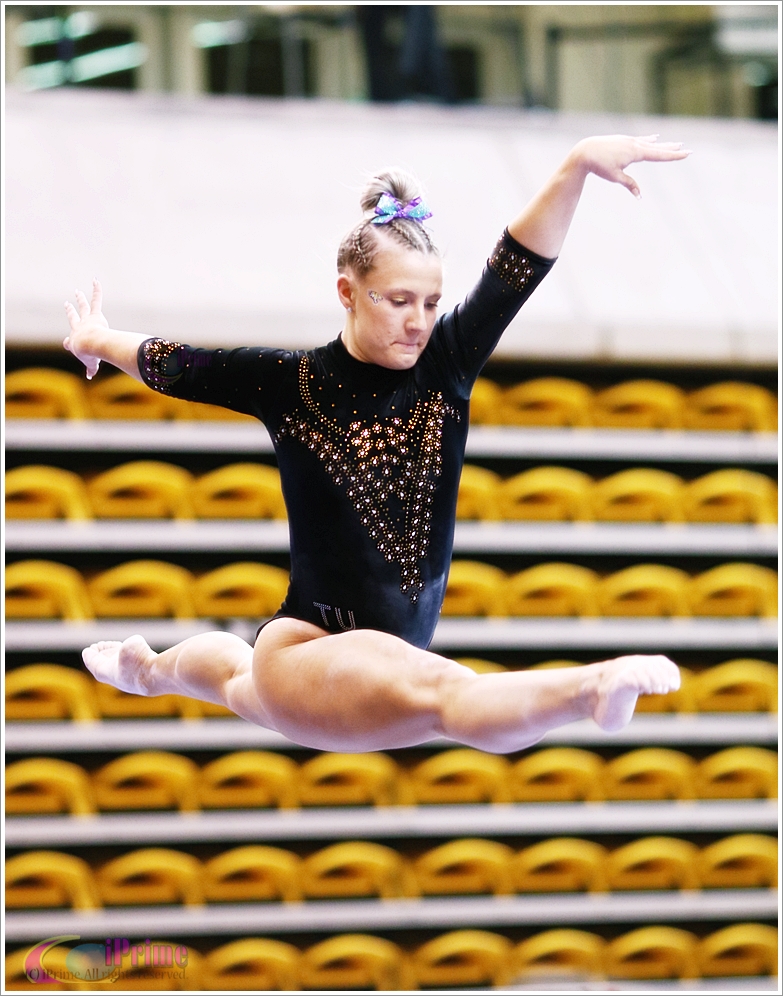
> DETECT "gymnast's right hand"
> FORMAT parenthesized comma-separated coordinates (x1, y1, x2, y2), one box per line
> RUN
(64, 277, 108, 379)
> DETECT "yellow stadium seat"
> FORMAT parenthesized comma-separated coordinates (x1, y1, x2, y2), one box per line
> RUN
(501, 378, 592, 427)
(510, 929, 605, 982)
(683, 469, 778, 524)
(402, 749, 512, 805)
(698, 923, 778, 977)
(94, 684, 202, 720)
(93, 751, 199, 812)
(598, 564, 691, 616)
(5, 942, 81, 992)
(203, 846, 302, 903)
(603, 749, 696, 801)
(696, 747, 777, 800)
(193, 463, 287, 519)
(592, 380, 686, 429)
(6, 757, 96, 815)
(5, 466, 92, 520)
(87, 372, 173, 420)
(697, 834, 778, 889)
(200, 701, 236, 717)
(97, 848, 203, 906)
(510, 748, 605, 802)
(498, 467, 593, 521)
(441, 561, 507, 616)
(5, 664, 100, 721)
(111, 939, 202, 991)
(506, 563, 599, 616)
(6, 367, 90, 419)
(87, 560, 195, 618)
(5, 560, 94, 620)
(190, 401, 257, 422)
(201, 938, 299, 991)
(6, 851, 100, 910)
(527, 659, 584, 669)
(86, 461, 195, 519)
(455, 657, 507, 673)
(411, 930, 514, 989)
(591, 468, 685, 522)
(456, 464, 502, 520)
(199, 751, 299, 809)
(300, 935, 411, 991)
(693, 659, 778, 713)
(301, 841, 412, 899)
(193, 562, 289, 618)
(511, 838, 608, 893)
(605, 926, 699, 980)
(685, 382, 778, 432)
(297, 752, 400, 807)
(413, 838, 514, 896)
(689, 563, 778, 617)
(605, 836, 700, 891)
(469, 377, 504, 425)
(633, 665, 696, 713)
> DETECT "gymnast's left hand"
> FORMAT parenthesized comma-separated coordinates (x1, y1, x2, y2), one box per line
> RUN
(572, 134, 692, 199)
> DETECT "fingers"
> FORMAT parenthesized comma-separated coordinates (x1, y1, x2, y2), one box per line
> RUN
(90, 277, 102, 315)
(616, 169, 641, 200)
(75, 287, 90, 320)
(64, 299, 80, 332)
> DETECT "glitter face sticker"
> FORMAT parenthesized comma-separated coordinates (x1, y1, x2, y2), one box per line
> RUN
(368, 290, 384, 305)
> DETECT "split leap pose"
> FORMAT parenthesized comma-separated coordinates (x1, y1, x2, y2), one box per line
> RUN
(66, 135, 690, 753)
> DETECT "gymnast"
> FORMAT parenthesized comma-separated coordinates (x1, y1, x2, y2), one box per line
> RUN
(65, 134, 690, 753)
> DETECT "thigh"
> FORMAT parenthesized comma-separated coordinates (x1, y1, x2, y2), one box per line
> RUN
(251, 617, 471, 751)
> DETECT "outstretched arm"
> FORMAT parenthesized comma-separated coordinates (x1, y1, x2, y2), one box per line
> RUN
(509, 134, 691, 259)
(64, 278, 148, 381)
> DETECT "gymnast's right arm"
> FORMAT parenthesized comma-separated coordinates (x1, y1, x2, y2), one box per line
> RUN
(65, 278, 292, 421)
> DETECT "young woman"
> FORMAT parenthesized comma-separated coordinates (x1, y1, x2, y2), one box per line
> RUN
(65, 134, 690, 753)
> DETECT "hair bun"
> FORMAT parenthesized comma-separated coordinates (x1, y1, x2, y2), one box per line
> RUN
(360, 168, 422, 215)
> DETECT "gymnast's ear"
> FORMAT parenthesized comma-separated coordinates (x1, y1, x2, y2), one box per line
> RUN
(336, 271, 356, 312)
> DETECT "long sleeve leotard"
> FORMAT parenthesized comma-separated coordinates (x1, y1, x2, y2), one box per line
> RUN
(138, 230, 555, 648)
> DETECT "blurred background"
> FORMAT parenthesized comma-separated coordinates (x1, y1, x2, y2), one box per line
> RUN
(4, 4, 780, 993)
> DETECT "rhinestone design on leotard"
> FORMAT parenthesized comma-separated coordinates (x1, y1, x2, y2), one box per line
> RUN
(488, 237, 535, 292)
(138, 339, 185, 392)
(276, 356, 459, 602)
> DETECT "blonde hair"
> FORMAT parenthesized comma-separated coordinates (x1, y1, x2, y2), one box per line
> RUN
(337, 168, 439, 277)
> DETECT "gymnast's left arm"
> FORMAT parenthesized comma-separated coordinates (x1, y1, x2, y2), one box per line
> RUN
(507, 134, 691, 259)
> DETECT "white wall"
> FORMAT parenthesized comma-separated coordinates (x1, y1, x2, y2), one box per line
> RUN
(5, 87, 778, 364)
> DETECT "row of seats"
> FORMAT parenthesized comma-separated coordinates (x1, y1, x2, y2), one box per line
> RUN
(6, 924, 778, 989)
(7, 368, 778, 431)
(7, 834, 777, 910)
(5, 559, 778, 620)
(6, 746, 777, 814)
(7, 462, 778, 524)
(6, 659, 776, 722)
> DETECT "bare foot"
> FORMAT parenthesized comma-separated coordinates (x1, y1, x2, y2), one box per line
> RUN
(82, 635, 157, 696)
(590, 655, 680, 732)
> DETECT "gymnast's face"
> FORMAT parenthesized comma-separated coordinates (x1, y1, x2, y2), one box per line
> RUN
(338, 236, 443, 370)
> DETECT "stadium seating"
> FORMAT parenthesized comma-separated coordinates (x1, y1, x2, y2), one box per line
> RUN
(97, 848, 203, 906)
(203, 846, 302, 903)
(87, 461, 195, 519)
(199, 751, 299, 809)
(92, 751, 200, 812)
(592, 380, 686, 429)
(6, 851, 100, 910)
(412, 838, 514, 896)
(6, 367, 90, 418)
(5, 663, 99, 721)
(5, 465, 92, 519)
(192, 463, 287, 518)
(604, 926, 699, 980)
(200, 938, 299, 991)
(511, 838, 608, 893)
(300, 841, 411, 899)
(5, 560, 94, 620)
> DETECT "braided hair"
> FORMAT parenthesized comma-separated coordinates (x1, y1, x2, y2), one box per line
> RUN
(337, 168, 438, 278)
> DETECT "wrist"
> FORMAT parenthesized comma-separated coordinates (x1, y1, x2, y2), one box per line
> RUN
(565, 140, 592, 179)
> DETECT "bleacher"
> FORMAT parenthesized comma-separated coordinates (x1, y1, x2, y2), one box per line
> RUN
(5, 352, 778, 990)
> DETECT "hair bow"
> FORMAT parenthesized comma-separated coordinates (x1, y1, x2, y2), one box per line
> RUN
(372, 191, 433, 225)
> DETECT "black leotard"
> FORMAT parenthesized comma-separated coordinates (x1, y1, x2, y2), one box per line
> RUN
(138, 230, 555, 648)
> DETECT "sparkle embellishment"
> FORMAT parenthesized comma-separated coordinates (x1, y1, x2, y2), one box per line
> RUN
(368, 290, 384, 305)
(139, 338, 185, 392)
(372, 192, 433, 226)
(488, 237, 535, 292)
(276, 356, 459, 602)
